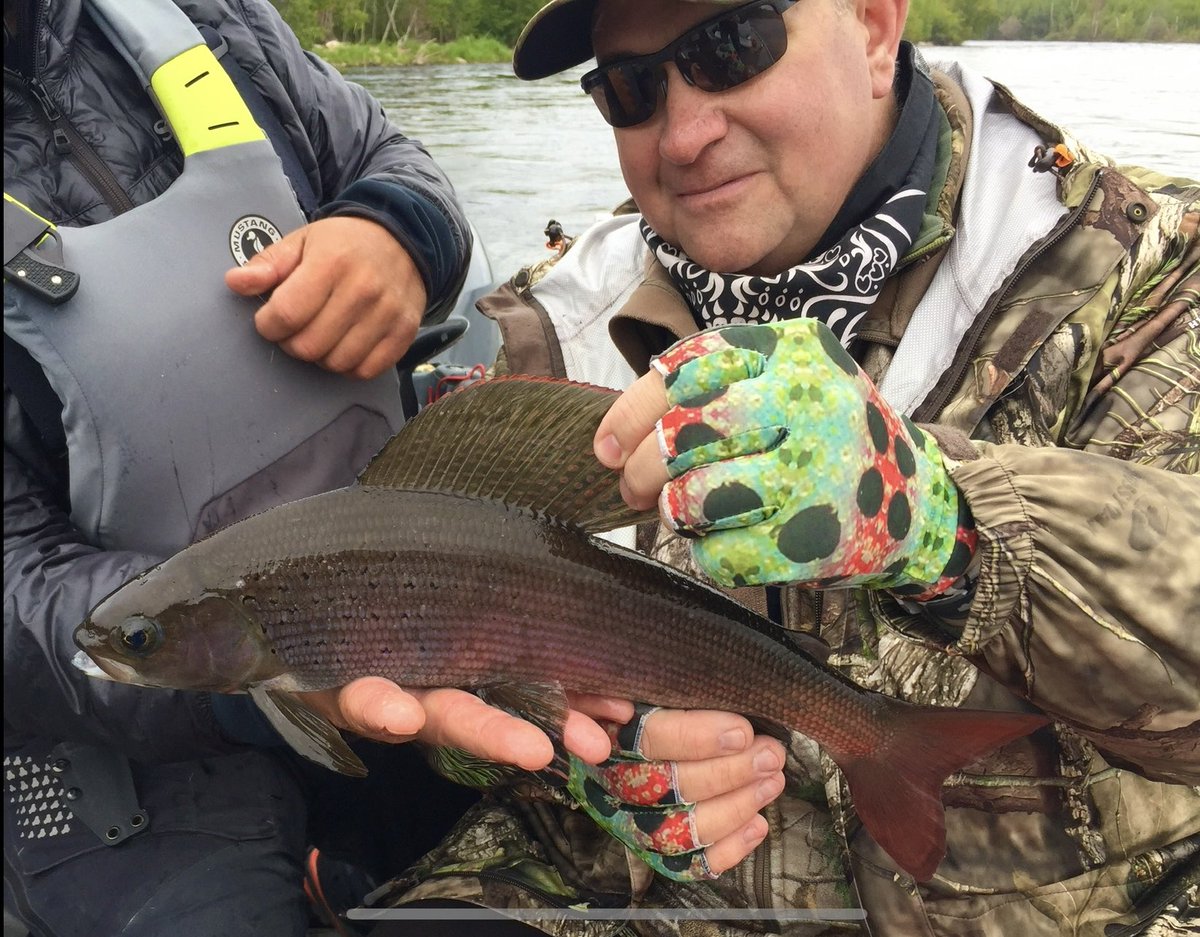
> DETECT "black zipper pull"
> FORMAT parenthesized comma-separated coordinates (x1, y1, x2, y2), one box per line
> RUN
(26, 77, 72, 155)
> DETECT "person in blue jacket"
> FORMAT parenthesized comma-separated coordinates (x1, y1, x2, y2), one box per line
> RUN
(3, 0, 481, 932)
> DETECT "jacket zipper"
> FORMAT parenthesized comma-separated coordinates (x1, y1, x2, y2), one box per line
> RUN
(6, 69, 136, 216)
(913, 167, 1106, 423)
(753, 834, 773, 909)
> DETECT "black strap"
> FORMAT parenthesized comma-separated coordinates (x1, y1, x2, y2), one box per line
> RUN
(197, 24, 319, 217)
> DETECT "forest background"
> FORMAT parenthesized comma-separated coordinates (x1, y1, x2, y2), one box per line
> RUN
(271, 0, 1200, 66)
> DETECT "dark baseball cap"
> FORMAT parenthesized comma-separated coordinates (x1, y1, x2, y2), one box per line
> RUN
(513, 0, 743, 80)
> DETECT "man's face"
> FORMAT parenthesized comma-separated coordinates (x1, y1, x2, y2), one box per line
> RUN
(592, 0, 901, 275)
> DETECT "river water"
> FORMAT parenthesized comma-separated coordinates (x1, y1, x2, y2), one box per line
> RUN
(345, 41, 1199, 281)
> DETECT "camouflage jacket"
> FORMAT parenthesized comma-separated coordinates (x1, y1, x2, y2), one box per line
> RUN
(378, 65, 1200, 937)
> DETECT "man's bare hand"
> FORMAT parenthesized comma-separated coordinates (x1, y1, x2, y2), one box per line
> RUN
(627, 708, 785, 875)
(299, 678, 622, 770)
(225, 216, 426, 380)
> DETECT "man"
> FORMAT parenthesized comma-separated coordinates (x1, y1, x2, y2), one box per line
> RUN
(3, 0, 487, 932)
(374, 0, 1199, 934)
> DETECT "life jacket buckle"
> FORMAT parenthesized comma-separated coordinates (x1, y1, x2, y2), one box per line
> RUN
(4, 195, 80, 304)
(5, 241, 80, 305)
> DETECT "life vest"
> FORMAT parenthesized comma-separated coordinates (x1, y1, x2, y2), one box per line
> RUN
(3, 0, 405, 557)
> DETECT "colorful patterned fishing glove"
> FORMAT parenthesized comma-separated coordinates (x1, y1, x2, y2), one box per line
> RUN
(566, 705, 714, 881)
(652, 319, 976, 596)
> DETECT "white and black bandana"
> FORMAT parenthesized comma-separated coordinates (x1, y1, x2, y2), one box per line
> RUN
(643, 44, 940, 348)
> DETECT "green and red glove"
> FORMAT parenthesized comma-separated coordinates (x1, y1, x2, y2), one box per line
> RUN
(651, 318, 976, 596)
(566, 704, 713, 881)
(428, 704, 723, 882)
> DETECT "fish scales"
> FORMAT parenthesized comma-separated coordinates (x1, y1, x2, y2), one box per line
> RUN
(189, 487, 886, 758)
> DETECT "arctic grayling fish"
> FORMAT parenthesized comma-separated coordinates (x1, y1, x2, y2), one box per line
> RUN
(74, 377, 1047, 881)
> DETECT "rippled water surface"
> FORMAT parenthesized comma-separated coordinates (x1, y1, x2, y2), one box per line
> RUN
(346, 41, 1199, 279)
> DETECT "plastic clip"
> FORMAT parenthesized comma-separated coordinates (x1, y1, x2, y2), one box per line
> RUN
(1029, 143, 1075, 176)
(4, 246, 80, 305)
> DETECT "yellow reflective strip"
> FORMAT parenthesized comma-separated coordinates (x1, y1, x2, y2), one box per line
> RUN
(4, 191, 55, 229)
(150, 45, 265, 156)
(4, 191, 56, 248)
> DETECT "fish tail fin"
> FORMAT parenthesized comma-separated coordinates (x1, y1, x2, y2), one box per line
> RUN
(834, 706, 1048, 882)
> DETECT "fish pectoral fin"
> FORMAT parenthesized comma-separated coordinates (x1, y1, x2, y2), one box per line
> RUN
(476, 682, 571, 786)
(249, 685, 367, 777)
(746, 716, 793, 748)
(477, 681, 569, 738)
(424, 744, 527, 790)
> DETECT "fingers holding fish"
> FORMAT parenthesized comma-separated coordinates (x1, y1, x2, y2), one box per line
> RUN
(633, 710, 789, 796)
(415, 687, 614, 769)
(568, 751, 780, 880)
(299, 676, 426, 743)
(676, 738, 786, 806)
(703, 813, 771, 876)
(412, 687, 560, 771)
(601, 325, 783, 513)
(594, 368, 669, 473)
(300, 678, 610, 771)
(691, 768, 786, 849)
(660, 455, 791, 538)
(566, 692, 636, 728)
(616, 429, 673, 512)
(591, 738, 785, 808)
(561, 709, 620, 765)
(592, 367, 678, 512)
(590, 705, 786, 860)
(629, 773, 780, 877)
(615, 385, 794, 518)
(656, 381, 788, 481)
(626, 708, 753, 762)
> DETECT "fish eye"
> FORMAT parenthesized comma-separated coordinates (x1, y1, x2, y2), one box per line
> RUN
(115, 617, 163, 657)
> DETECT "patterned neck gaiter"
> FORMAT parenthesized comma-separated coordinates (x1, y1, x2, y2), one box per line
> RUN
(642, 43, 940, 348)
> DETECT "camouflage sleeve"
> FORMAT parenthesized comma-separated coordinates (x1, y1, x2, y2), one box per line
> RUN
(943, 189, 1199, 786)
(1069, 198, 1199, 472)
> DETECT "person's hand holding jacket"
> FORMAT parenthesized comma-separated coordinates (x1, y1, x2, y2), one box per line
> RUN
(225, 215, 426, 380)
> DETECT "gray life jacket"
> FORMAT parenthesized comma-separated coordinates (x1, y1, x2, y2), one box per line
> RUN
(3, 0, 405, 558)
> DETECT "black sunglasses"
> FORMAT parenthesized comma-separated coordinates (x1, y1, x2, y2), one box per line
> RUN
(581, 0, 798, 128)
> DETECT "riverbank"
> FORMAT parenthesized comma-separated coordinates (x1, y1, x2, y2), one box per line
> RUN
(313, 34, 1199, 70)
(314, 37, 510, 69)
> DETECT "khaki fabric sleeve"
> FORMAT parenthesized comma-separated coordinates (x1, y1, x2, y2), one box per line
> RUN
(945, 441, 1199, 786)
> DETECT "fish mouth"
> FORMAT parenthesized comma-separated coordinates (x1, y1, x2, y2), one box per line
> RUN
(71, 648, 132, 682)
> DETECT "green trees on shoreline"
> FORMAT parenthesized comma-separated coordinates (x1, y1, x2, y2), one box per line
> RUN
(908, 0, 1200, 43)
(271, 0, 544, 48)
(271, 0, 1200, 51)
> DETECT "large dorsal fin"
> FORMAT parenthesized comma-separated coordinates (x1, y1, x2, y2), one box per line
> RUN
(357, 376, 655, 533)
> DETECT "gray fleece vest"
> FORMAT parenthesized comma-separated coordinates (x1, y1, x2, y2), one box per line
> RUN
(3, 0, 404, 557)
